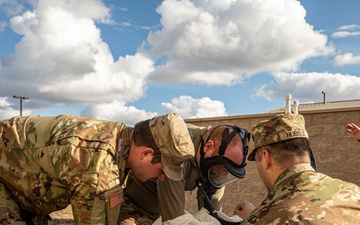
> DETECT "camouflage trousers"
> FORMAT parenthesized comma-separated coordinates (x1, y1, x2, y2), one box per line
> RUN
(0, 182, 49, 225)
(118, 197, 159, 225)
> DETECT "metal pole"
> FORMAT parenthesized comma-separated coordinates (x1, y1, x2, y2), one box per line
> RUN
(20, 97, 23, 116)
(13, 95, 30, 116)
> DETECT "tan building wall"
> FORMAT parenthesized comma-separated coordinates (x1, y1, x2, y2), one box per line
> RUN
(183, 108, 360, 217)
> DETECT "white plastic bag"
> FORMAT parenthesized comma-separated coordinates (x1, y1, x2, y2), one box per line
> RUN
(192, 208, 221, 224)
(152, 208, 242, 225)
(152, 209, 219, 225)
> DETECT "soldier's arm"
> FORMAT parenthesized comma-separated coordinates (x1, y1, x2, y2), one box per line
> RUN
(157, 176, 186, 221)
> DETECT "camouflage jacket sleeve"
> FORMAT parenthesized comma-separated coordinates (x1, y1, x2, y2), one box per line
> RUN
(0, 115, 125, 224)
(242, 163, 360, 224)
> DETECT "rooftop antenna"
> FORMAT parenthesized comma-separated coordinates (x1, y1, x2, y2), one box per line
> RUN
(285, 94, 291, 114)
(292, 100, 299, 114)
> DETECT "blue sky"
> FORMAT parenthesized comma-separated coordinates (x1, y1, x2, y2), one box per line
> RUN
(0, 0, 360, 125)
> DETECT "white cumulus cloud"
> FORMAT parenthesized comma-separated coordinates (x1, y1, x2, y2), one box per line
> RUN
(0, 97, 32, 119)
(147, 0, 333, 85)
(331, 31, 360, 39)
(161, 95, 228, 119)
(334, 53, 360, 66)
(331, 24, 360, 38)
(80, 101, 158, 126)
(253, 72, 360, 103)
(337, 24, 360, 31)
(0, 0, 154, 112)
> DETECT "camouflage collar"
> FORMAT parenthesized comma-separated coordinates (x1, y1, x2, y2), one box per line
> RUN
(272, 163, 315, 191)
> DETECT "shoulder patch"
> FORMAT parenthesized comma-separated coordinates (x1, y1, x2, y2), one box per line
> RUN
(110, 190, 123, 209)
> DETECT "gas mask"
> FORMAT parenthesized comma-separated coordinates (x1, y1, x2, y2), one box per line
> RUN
(199, 125, 250, 190)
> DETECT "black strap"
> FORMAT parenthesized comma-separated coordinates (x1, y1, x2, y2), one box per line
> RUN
(309, 147, 317, 171)
(218, 128, 229, 155)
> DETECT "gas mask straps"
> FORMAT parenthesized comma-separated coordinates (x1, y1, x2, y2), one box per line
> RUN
(199, 124, 250, 189)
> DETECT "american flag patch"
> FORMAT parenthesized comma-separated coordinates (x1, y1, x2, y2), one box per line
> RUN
(110, 190, 123, 209)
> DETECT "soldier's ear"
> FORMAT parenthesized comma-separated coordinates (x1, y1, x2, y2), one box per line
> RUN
(140, 148, 154, 159)
(261, 149, 272, 170)
(203, 140, 215, 154)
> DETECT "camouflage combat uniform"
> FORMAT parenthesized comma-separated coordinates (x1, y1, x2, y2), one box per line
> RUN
(121, 123, 225, 223)
(245, 114, 360, 224)
(242, 163, 360, 224)
(0, 115, 131, 224)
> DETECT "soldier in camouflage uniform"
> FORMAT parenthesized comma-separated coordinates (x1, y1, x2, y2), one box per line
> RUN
(234, 113, 360, 224)
(119, 123, 250, 224)
(0, 112, 195, 225)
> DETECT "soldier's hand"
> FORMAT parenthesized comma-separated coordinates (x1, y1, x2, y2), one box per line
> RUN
(346, 123, 360, 141)
(233, 201, 256, 219)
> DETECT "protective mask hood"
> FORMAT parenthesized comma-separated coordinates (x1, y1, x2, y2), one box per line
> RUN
(199, 125, 250, 189)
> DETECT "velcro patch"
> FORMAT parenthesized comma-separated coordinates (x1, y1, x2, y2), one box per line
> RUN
(110, 190, 123, 209)
(278, 130, 307, 141)
(285, 130, 307, 138)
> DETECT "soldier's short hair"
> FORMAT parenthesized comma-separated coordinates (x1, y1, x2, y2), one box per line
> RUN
(256, 138, 311, 164)
(205, 125, 242, 156)
(133, 119, 161, 164)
